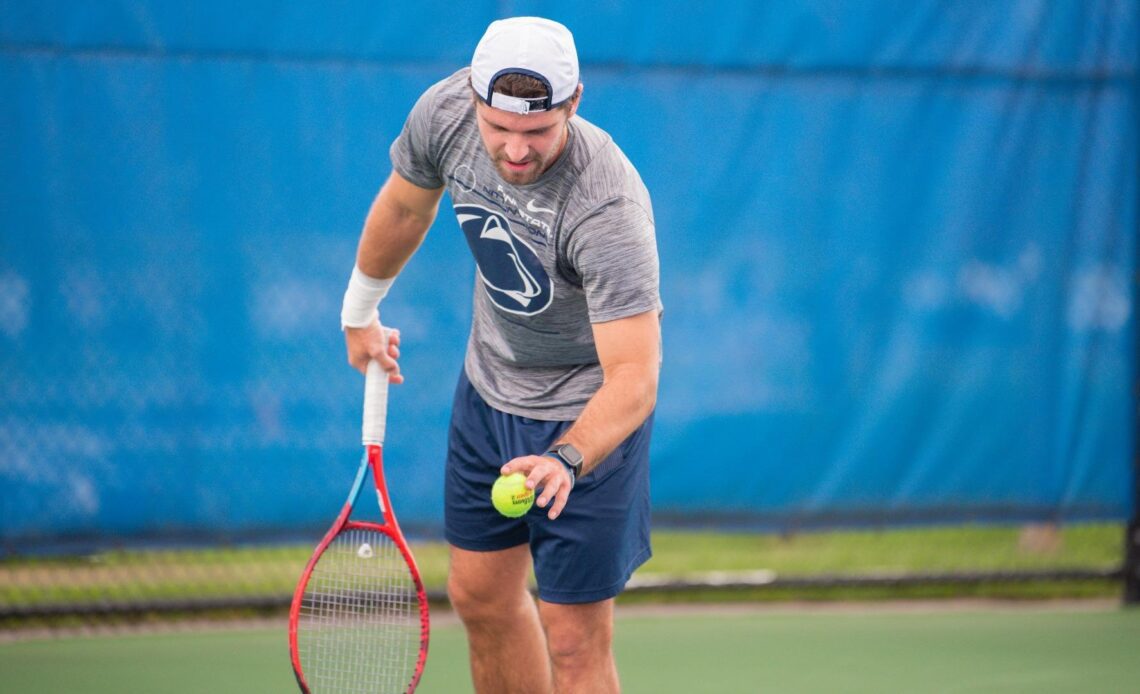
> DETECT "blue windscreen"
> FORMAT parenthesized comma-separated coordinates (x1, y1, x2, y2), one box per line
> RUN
(1, 1, 1135, 549)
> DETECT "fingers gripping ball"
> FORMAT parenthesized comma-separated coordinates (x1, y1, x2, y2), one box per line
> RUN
(491, 473, 535, 518)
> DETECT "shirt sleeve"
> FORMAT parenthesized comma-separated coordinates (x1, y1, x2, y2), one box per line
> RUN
(565, 197, 661, 324)
(389, 84, 444, 189)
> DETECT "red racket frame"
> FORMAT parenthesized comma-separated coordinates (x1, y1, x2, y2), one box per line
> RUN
(288, 362, 430, 693)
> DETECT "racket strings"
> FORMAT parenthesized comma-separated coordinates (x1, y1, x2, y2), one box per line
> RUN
(298, 528, 422, 693)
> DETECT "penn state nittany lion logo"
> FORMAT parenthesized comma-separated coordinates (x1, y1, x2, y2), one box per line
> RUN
(455, 204, 553, 315)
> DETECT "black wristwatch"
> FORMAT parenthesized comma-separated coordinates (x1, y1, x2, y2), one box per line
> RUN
(545, 442, 584, 487)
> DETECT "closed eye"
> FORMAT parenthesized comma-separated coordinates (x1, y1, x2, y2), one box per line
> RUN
(488, 122, 555, 136)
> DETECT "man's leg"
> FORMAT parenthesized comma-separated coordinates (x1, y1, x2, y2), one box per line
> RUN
(538, 598, 619, 694)
(448, 544, 553, 694)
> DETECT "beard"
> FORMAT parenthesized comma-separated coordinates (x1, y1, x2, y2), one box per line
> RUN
(488, 124, 567, 186)
(492, 155, 545, 186)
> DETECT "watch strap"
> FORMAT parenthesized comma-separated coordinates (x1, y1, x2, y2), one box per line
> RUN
(544, 448, 578, 490)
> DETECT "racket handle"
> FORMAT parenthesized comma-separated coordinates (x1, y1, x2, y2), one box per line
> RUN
(363, 357, 390, 446)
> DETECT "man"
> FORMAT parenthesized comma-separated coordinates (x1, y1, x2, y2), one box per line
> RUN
(339, 16, 660, 693)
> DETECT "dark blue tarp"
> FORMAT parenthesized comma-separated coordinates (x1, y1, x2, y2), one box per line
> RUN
(1, 1, 1135, 549)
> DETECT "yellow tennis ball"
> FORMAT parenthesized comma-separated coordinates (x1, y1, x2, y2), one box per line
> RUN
(491, 473, 534, 518)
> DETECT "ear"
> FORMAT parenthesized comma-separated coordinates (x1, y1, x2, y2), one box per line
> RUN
(567, 83, 584, 117)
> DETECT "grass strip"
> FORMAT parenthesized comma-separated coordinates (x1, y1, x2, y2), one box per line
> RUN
(0, 522, 1125, 617)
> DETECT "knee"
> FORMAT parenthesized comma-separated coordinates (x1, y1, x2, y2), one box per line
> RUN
(447, 572, 524, 625)
(446, 572, 488, 620)
(546, 617, 611, 669)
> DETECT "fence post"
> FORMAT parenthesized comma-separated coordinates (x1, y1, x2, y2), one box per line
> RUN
(1125, 517, 1139, 604)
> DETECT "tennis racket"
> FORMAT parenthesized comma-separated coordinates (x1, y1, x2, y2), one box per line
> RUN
(289, 357, 430, 693)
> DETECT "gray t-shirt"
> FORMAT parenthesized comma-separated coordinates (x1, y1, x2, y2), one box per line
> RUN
(390, 68, 660, 420)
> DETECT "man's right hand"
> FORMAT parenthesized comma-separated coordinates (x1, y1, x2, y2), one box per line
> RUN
(345, 320, 403, 383)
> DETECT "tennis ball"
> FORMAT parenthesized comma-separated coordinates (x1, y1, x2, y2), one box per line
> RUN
(491, 473, 534, 518)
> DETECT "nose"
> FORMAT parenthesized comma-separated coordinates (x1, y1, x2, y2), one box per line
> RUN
(504, 135, 528, 162)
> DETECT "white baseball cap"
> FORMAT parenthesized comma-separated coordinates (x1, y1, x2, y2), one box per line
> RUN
(470, 17, 579, 114)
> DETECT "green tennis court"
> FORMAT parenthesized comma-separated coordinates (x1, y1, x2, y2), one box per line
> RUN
(4, 604, 1137, 693)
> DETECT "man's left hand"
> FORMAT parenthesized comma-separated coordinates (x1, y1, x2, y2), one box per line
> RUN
(500, 455, 573, 520)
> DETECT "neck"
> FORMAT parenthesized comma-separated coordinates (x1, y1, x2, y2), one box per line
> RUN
(548, 122, 571, 170)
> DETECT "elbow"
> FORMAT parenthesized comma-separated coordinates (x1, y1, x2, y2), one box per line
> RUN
(627, 363, 659, 419)
(639, 390, 657, 423)
(603, 360, 659, 421)
(642, 366, 659, 412)
(391, 200, 437, 235)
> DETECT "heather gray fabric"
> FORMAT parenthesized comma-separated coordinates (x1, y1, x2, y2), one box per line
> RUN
(390, 68, 660, 420)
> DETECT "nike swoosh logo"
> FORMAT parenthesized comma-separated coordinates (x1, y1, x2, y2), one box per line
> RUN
(526, 199, 555, 215)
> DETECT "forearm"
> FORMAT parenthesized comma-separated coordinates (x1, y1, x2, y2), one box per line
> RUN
(502, 310, 659, 519)
(342, 173, 443, 374)
(556, 362, 658, 475)
(355, 176, 439, 278)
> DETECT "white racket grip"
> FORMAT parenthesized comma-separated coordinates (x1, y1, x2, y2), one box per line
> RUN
(363, 358, 390, 446)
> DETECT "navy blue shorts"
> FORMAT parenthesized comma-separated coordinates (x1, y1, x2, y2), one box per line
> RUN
(444, 369, 653, 604)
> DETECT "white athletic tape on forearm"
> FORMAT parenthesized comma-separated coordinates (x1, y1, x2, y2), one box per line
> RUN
(363, 357, 389, 445)
(341, 266, 395, 329)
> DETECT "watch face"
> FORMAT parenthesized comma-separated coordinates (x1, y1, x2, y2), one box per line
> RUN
(558, 443, 583, 468)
